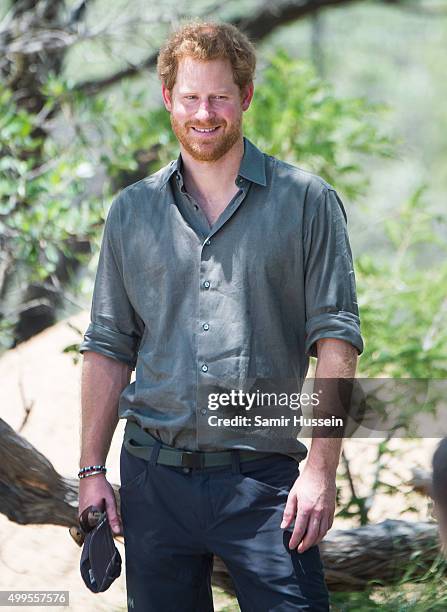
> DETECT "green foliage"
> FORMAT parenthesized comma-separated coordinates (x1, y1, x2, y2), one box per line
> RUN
(0, 85, 105, 278)
(356, 185, 447, 378)
(98, 92, 176, 179)
(336, 185, 447, 528)
(60, 83, 176, 182)
(335, 185, 447, 526)
(0, 82, 105, 348)
(244, 48, 395, 199)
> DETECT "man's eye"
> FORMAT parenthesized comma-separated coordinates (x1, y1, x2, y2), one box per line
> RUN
(214, 96, 226, 100)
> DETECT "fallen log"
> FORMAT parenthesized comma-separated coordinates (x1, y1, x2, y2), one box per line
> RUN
(320, 519, 441, 591)
(0, 418, 444, 593)
(0, 417, 83, 527)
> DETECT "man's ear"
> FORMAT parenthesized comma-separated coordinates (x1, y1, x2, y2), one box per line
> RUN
(161, 83, 172, 112)
(241, 82, 254, 112)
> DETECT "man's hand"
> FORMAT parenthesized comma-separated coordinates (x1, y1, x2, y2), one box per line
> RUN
(78, 474, 123, 536)
(280, 464, 336, 553)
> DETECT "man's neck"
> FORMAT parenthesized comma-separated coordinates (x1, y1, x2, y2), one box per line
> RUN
(180, 137, 244, 204)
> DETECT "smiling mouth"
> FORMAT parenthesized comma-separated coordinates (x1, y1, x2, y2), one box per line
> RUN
(191, 126, 221, 134)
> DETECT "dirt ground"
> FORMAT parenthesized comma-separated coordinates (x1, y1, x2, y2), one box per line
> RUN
(0, 311, 439, 611)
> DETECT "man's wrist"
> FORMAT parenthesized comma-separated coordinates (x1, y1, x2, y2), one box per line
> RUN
(79, 455, 107, 468)
(303, 457, 338, 479)
(304, 437, 342, 478)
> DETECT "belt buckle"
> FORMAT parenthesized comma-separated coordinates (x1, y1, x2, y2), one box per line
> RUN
(181, 451, 204, 469)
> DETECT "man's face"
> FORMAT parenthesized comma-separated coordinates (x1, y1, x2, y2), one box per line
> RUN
(162, 56, 253, 162)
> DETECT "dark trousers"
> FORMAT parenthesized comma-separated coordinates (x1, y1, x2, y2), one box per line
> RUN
(119, 441, 330, 612)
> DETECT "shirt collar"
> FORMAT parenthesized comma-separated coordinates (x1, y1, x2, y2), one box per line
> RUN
(159, 136, 267, 188)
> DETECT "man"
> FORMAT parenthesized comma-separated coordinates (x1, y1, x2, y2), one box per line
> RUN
(78, 20, 363, 611)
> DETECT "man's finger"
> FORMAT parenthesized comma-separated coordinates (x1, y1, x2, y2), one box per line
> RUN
(105, 495, 123, 535)
(315, 515, 329, 545)
(288, 508, 311, 549)
(297, 511, 322, 553)
(281, 491, 297, 529)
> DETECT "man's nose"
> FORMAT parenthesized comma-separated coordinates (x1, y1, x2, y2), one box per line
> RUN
(195, 100, 215, 121)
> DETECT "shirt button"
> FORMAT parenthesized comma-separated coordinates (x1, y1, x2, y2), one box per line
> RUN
(194, 204, 199, 210)
(203, 323, 209, 331)
(205, 239, 211, 246)
(200, 408, 207, 415)
(203, 280, 210, 289)
(201, 364, 208, 372)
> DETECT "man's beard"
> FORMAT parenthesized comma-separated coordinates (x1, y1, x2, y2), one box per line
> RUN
(170, 114, 242, 162)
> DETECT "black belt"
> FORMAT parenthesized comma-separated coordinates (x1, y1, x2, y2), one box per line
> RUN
(123, 420, 273, 468)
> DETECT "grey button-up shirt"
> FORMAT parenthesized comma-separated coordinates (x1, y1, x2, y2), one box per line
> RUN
(80, 136, 364, 461)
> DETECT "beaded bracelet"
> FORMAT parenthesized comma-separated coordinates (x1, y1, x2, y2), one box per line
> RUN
(79, 464, 106, 474)
(79, 469, 107, 479)
(78, 465, 106, 479)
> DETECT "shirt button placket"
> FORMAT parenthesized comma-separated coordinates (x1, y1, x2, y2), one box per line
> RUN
(197, 237, 214, 441)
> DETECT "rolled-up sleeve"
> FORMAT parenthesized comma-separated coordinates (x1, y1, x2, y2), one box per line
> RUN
(303, 187, 364, 358)
(79, 196, 144, 368)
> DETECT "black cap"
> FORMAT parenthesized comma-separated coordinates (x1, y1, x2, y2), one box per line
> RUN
(79, 506, 122, 593)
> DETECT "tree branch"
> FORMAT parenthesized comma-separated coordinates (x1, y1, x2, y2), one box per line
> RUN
(75, 0, 439, 96)
(73, 0, 362, 96)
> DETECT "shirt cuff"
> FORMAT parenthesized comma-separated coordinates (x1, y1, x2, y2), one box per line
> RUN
(79, 321, 139, 367)
(305, 310, 364, 358)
